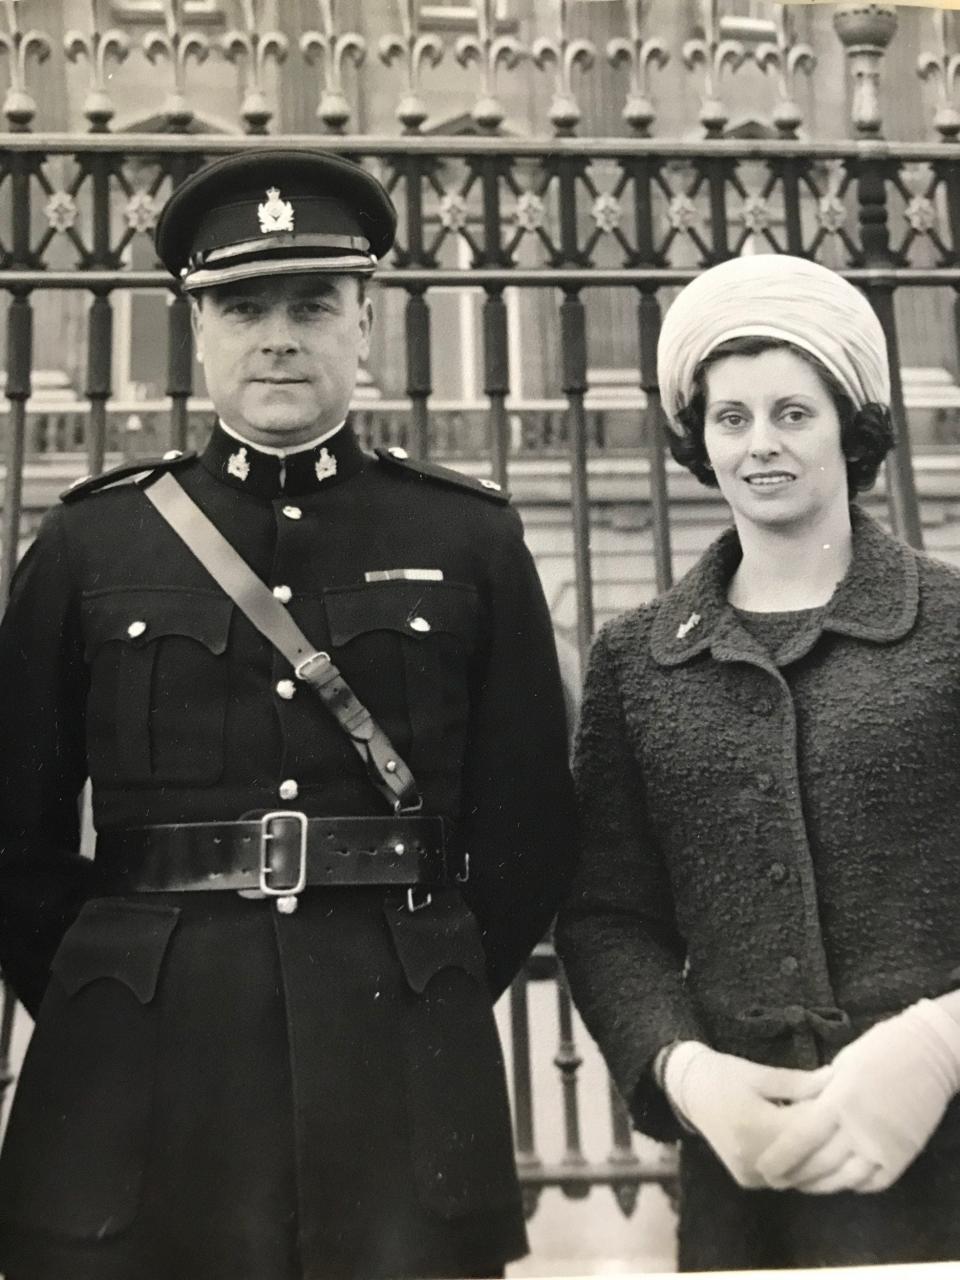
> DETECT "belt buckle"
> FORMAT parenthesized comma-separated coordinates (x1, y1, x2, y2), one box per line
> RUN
(259, 810, 308, 913)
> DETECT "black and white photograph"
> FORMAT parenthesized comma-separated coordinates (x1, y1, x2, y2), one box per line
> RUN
(2, 1, 960, 1277)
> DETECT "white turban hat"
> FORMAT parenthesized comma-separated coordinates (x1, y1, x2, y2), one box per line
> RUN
(656, 254, 890, 435)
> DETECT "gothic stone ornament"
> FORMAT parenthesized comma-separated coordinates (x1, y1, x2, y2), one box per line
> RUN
(315, 447, 338, 482)
(228, 447, 251, 481)
(258, 187, 295, 234)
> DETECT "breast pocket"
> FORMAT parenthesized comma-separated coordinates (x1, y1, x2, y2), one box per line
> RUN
(324, 581, 480, 775)
(82, 587, 232, 785)
(0, 899, 180, 1240)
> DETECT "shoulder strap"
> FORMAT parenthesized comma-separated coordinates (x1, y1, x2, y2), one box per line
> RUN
(374, 447, 510, 503)
(143, 472, 420, 814)
(61, 451, 196, 503)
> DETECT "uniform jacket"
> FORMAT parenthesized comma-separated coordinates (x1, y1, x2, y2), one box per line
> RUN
(0, 422, 576, 1280)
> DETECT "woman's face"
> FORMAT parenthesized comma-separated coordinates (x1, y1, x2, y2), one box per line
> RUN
(702, 346, 849, 533)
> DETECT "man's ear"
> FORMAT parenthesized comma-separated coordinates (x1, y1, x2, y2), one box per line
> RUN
(189, 296, 204, 364)
(358, 293, 373, 363)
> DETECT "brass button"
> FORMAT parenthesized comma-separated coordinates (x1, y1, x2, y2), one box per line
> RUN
(282, 505, 302, 520)
(127, 620, 147, 639)
(385, 760, 397, 773)
(276, 680, 296, 701)
(409, 616, 431, 633)
(272, 584, 292, 603)
(480, 478, 501, 491)
(162, 449, 183, 461)
(278, 779, 299, 801)
(388, 446, 409, 459)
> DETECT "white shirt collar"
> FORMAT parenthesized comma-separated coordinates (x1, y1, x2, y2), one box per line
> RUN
(218, 418, 346, 459)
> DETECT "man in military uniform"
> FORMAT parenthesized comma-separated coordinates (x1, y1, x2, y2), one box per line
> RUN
(0, 150, 576, 1280)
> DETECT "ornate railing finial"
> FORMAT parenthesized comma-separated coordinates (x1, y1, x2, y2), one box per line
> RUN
(682, 0, 746, 138)
(454, 0, 524, 133)
(0, 0, 52, 129)
(753, 4, 815, 139)
(832, 3, 898, 139)
(378, 0, 444, 134)
(65, 0, 130, 132)
(300, 0, 366, 134)
(143, 0, 211, 131)
(220, 0, 288, 135)
(531, 0, 596, 136)
(918, 9, 960, 142)
(606, 0, 669, 137)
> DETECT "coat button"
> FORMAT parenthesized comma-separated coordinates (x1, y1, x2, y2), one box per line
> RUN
(756, 771, 775, 793)
(127, 620, 147, 639)
(783, 1004, 806, 1028)
(282, 505, 302, 520)
(754, 696, 773, 716)
(278, 779, 299, 801)
(409, 616, 431, 633)
(768, 861, 787, 884)
(780, 955, 799, 977)
(272, 584, 292, 603)
(276, 680, 296, 701)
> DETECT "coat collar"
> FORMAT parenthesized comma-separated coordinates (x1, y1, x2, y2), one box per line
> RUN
(649, 505, 920, 668)
(200, 419, 366, 498)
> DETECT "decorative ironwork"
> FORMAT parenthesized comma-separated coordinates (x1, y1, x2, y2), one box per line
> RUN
(64, 0, 130, 132)
(453, 0, 524, 133)
(606, 0, 669, 138)
(124, 189, 160, 233)
(143, 0, 211, 131)
(667, 192, 701, 234)
(832, 3, 898, 139)
(682, 0, 746, 138)
(438, 190, 469, 231)
(0, 0, 51, 129)
(513, 190, 547, 233)
(44, 190, 79, 232)
(917, 9, 960, 142)
(378, 0, 444, 133)
(220, 0, 287, 135)
(531, 0, 596, 136)
(591, 192, 622, 234)
(299, 0, 366, 134)
(753, 3, 816, 139)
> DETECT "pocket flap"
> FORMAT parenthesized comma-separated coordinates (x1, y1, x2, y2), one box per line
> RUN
(51, 899, 181, 1003)
(384, 892, 488, 993)
(81, 588, 232, 659)
(325, 581, 479, 645)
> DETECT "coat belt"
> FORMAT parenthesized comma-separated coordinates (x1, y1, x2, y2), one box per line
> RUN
(95, 813, 458, 895)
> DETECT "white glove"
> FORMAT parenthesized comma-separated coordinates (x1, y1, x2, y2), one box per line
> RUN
(757, 999, 960, 1195)
(662, 1040, 827, 1188)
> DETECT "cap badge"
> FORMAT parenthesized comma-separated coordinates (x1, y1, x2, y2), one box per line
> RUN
(676, 611, 702, 641)
(315, 447, 338, 483)
(227, 446, 250, 482)
(258, 187, 295, 234)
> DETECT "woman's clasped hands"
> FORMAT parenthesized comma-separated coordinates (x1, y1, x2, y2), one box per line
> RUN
(664, 999, 960, 1196)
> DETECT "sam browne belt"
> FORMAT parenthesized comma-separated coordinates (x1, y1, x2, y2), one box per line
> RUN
(96, 813, 461, 912)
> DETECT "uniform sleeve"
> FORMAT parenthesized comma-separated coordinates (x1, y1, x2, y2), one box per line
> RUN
(458, 511, 577, 999)
(554, 625, 705, 1143)
(0, 505, 93, 1016)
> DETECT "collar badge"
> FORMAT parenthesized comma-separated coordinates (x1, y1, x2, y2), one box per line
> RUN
(227, 446, 250, 482)
(258, 187, 295, 234)
(315, 447, 338, 482)
(676, 611, 702, 641)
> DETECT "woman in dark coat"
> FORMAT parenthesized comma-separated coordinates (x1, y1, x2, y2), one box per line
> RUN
(556, 253, 960, 1270)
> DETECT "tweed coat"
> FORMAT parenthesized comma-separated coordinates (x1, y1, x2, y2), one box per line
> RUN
(0, 421, 577, 1280)
(557, 503, 960, 1269)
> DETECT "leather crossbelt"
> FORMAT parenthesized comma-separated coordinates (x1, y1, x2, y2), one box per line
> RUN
(142, 472, 420, 814)
(96, 814, 458, 898)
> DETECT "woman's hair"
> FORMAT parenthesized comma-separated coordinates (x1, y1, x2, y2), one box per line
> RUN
(668, 335, 894, 498)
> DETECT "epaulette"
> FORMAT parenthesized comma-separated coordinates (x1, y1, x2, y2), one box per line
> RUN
(374, 446, 509, 505)
(60, 450, 197, 503)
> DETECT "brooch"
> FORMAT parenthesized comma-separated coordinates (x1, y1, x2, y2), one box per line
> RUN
(676, 611, 701, 640)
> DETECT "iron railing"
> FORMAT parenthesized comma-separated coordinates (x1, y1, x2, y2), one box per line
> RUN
(3, 0, 960, 1230)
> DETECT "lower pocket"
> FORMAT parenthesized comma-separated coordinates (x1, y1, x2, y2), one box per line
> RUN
(384, 892, 521, 1219)
(0, 899, 180, 1239)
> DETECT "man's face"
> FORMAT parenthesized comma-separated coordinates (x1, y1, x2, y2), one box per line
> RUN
(191, 274, 372, 447)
